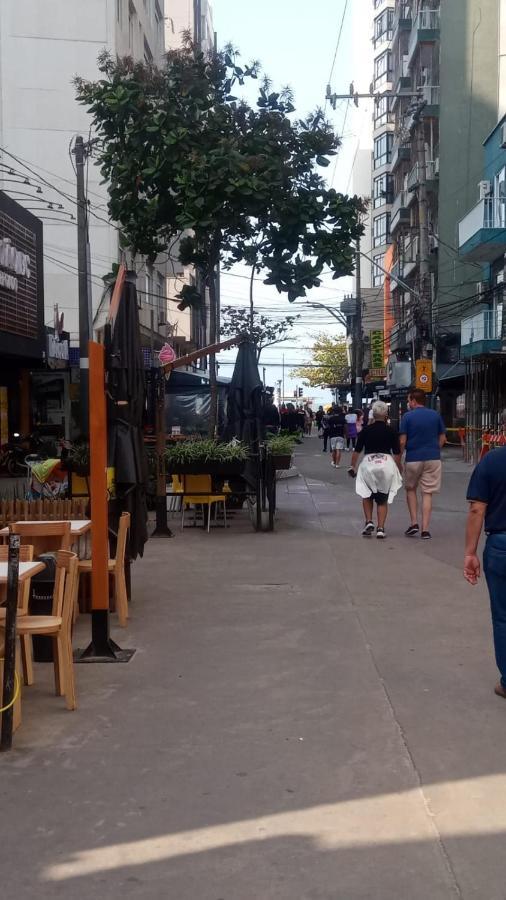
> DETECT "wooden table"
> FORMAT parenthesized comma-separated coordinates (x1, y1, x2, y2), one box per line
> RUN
(0, 520, 91, 538)
(0, 561, 46, 584)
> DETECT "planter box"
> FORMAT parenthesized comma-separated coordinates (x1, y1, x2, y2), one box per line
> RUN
(271, 454, 292, 471)
(166, 460, 246, 476)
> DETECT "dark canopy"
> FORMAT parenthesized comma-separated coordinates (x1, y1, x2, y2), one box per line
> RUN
(225, 340, 263, 444)
(107, 272, 148, 559)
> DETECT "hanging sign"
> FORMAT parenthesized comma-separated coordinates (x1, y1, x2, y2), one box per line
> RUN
(415, 358, 433, 392)
(370, 330, 384, 368)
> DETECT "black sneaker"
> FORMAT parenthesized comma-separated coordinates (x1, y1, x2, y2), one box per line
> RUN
(376, 527, 386, 539)
(421, 530, 431, 540)
(405, 524, 419, 537)
(362, 521, 375, 536)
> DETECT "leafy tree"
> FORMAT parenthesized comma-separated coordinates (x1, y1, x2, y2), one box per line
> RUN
(220, 307, 299, 361)
(75, 39, 363, 430)
(291, 333, 349, 388)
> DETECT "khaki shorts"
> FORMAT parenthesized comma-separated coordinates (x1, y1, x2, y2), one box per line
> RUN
(404, 460, 442, 493)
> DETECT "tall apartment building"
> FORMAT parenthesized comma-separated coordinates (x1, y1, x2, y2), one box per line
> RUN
(0, 0, 166, 354)
(372, 0, 502, 425)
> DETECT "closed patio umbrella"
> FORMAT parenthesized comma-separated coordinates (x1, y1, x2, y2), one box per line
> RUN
(107, 271, 148, 560)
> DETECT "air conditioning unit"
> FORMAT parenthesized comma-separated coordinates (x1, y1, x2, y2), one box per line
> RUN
(434, 157, 440, 175)
(501, 122, 506, 148)
(478, 180, 492, 200)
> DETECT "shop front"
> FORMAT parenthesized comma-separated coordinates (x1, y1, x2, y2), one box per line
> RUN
(30, 324, 71, 450)
(0, 192, 44, 445)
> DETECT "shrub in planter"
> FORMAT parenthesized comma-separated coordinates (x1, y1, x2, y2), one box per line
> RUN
(165, 439, 248, 475)
(66, 441, 90, 476)
(266, 434, 295, 470)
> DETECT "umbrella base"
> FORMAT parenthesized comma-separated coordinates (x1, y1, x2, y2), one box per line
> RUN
(151, 496, 173, 537)
(74, 611, 136, 663)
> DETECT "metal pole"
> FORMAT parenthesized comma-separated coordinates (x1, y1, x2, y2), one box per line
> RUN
(262, 367, 266, 388)
(75, 136, 92, 437)
(1, 534, 20, 751)
(354, 241, 363, 409)
(282, 353, 285, 403)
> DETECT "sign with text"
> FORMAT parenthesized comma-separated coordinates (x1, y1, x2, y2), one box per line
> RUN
(415, 358, 433, 392)
(370, 330, 384, 369)
(0, 192, 44, 360)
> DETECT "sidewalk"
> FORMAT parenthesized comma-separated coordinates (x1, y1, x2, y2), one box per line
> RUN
(2, 440, 505, 899)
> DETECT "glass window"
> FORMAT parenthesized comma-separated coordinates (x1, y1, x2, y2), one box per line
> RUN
(373, 254, 385, 287)
(374, 50, 393, 88)
(373, 213, 390, 248)
(374, 8, 394, 48)
(373, 174, 393, 208)
(374, 132, 393, 169)
(374, 94, 393, 129)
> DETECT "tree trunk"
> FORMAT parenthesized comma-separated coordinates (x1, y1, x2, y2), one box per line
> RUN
(207, 233, 221, 436)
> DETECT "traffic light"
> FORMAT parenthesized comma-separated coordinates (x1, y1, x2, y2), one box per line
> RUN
(298, 387, 303, 398)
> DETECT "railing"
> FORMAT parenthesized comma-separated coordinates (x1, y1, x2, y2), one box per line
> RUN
(391, 190, 408, 219)
(461, 308, 503, 347)
(406, 159, 438, 190)
(408, 7, 440, 63)
(458, 198, 506, 247)
(421, 84, 440, 106)
(391, 140, 411, 170)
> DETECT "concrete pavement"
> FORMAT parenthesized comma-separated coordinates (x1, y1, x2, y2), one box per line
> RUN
(1, 437, 506, 899)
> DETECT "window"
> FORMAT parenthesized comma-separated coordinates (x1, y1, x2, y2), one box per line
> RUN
(373, 173, 393, 208)
(374, 50, 393, 88)
(373, 254, 385, 287)
(373, 213, 390, 248)
(157, 275, 165, 321)
(374, 8, 394, 48)
(116, 0, 122, 24)
(128, 3, 135, 50)
(374, 94, 393, 129)
(374, 132, 393, 169)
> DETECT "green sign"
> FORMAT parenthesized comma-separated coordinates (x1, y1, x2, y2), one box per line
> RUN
(370, 330, 384, 368)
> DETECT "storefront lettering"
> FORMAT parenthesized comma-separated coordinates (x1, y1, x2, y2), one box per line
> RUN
(0, 238, 31, 293)
(48, 334, 69, 362)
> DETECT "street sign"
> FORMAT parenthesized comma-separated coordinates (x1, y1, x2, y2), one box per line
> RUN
(370, 330, 384, 369)
(415, 359, 432, 392)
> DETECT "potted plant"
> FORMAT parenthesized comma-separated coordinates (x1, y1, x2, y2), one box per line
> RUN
(165, 439, 249, 475)
(266, 433, 295, 470)
(66, 441, 90, 477)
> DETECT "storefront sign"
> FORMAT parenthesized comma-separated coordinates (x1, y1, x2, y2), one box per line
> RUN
(0, 191, 44, 360)
(366, 367, 387, 383)
(370, 330, 384, 368)
(46, 327, 70, 369)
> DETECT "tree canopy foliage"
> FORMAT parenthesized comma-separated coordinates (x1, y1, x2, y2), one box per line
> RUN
(291, 333, 349, 388)
(220, 307, 299, 360)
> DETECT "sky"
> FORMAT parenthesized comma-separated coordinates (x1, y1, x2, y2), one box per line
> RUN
(211, 0, 370, 407)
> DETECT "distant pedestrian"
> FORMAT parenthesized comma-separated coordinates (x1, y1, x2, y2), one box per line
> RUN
(345, 409, 358, 451)
(464, 409, 506, 699)
(315, 405, 324, 431)
(348, 400, 402, 539)
(262, 392, 280, 434)
(400, 389, 446, 540)
(327, 405, 346, 468)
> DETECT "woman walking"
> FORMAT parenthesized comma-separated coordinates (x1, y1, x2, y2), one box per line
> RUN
(348, 401, 403, 539)
(345, 408, 358, 451)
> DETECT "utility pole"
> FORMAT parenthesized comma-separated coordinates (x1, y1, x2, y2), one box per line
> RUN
(74, 135, 93, 436)
(353, 240, 363, 409)
(282, 353, 285, 403)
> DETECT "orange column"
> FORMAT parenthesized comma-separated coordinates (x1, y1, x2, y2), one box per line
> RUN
(89, 341, 109, 611)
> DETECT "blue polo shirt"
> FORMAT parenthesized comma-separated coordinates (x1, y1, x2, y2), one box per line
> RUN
(467, 448, 506, 533)
(399, 407, 446, 462)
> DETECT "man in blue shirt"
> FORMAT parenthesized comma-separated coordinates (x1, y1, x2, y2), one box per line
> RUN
(399, 388, 446, 540)
(465, 413, 506, 699)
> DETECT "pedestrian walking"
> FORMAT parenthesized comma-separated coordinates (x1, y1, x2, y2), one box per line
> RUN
(327, 405, 346, 468)
(315, 405, 324, 433)
(399, 388, 446, 540)
(464, 409, 506, 699)
(348, 400, 403, 539)
(345, 409, 358, 451)
(322, 407, 331, 452)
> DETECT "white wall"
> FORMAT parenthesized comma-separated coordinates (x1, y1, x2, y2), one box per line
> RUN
(0, 0, 165, 346)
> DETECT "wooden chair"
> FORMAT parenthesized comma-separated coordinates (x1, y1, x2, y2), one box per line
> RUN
(11, 521, 71, 557)
(0, 551, 79, 710)
(77, 512, 130, 627)
(181, 475, 227, 532)
(0, 545, 35, 684)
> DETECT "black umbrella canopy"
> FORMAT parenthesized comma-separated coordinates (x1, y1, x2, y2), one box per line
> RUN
(107, 272, 148, 560)
(225, 340, 263, 444)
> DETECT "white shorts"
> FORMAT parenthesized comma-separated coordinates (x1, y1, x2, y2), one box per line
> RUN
(330, 436, 345, 451)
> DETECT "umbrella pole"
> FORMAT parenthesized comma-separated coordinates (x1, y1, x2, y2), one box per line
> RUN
(76, 342, 135, 663)
(151, 370, 173, 537)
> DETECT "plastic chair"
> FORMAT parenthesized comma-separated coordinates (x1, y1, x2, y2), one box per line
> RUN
(181, 475, 227, 532)
(0, 551, 79, 709)
(77, 512, 130, 626)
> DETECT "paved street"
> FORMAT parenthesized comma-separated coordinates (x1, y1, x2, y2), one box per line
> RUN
(2, 437, 506, 899)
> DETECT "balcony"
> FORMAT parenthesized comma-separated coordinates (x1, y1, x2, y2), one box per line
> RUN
(421, 84, 440, 115)
(390, 191, 410, 233)
(458, 198, 506, 262)
(391, 140, 411, 171)
(460, 308, 503, 358)
(391, 55, 411, 109)
(392, 3, 412, 44)
(407, 7, 440, 68)
(406, 159, 439, 195)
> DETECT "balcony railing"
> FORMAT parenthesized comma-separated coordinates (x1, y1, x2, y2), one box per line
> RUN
(407, 8, 440, 66)
(461, 308, 502, 347)
(406, 159, 438, 191)
(459, 198, 506, 247)
(391, 140, 411, 171)
(421, 84, 440, 107)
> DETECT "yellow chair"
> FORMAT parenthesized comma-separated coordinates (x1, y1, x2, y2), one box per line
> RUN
(181, 475, 227, 532)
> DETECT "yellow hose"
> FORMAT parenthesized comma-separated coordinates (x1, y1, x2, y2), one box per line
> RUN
(0, 662, 20, 712)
